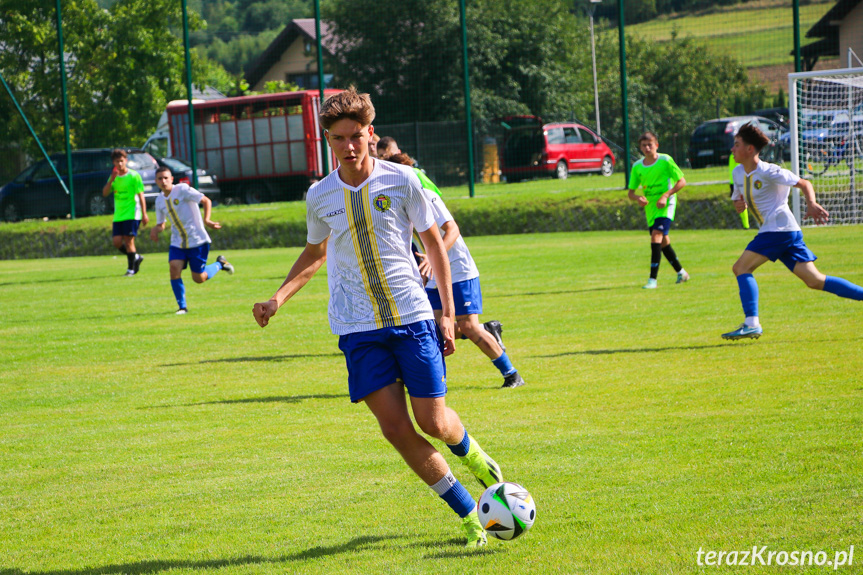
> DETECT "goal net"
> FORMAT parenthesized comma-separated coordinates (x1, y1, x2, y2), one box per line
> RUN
(789, 67, 863, 225)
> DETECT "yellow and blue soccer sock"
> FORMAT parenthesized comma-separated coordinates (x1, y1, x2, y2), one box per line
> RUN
(430, 470, 476, 518)
(737, 273, 759, 325)
(203, 261, 222, 279)
(650, 243, 662, 279)
(171, 278, 186, 309)
(823, 276, 863, 300)
(492, 352, 517, 377)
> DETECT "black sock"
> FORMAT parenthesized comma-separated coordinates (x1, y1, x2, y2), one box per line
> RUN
(662, 245, 682, 273)
(118, 243, 128, 254)
(650, 243, 661, 279)
(127, 252, 136, 270)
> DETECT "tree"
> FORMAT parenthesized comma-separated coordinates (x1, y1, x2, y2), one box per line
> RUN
(323, 0, 592, 125)
(0, 0, 232, 159)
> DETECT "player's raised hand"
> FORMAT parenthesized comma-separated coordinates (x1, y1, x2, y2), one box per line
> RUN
(253, 300, 279, 328)
(734, 198, 748, 214)
(806, 202, 829, 225)
(205, 219, 222, 230)
(636, 195, 648, 207)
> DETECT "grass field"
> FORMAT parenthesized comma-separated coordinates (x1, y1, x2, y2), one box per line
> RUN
(628, 1, 833, 69)
(2, 227, 862, 574)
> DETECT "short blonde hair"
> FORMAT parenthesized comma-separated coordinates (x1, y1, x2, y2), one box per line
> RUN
(319, 86, 375, 130)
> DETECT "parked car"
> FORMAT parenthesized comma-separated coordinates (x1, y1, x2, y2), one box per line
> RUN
(687, 116, 786, 168)
(501, 122, 615, 181)
(751, 107, 789, 127)
(153, 156, 221, 203)
(0, 148, 158, 222)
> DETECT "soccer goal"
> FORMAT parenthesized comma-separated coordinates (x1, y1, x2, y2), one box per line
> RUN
(789, 67, 863, 225)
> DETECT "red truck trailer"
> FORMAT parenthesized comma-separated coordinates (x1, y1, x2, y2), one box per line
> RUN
(159, 90, 340, 203)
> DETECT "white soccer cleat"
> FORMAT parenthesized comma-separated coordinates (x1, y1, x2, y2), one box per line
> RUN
(642, 278, 658, 289)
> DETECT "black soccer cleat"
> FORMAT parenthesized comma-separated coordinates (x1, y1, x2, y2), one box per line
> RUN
(133, 254, 144, 274)
(502, 372, 525, 389)
(216, 255, 234, 275)
(483, 320, 506, 352)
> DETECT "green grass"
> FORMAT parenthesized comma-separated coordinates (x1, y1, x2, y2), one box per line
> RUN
(628, 1, 834, 69)
(2, 227, 862, 574)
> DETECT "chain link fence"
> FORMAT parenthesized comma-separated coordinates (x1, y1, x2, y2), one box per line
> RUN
(1, 0, 855, 227)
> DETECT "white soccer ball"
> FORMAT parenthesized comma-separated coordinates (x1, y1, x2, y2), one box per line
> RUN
(477, 481, 536, 540)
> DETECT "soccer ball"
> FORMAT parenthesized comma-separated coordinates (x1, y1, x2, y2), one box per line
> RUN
(477, 482, 536, 540)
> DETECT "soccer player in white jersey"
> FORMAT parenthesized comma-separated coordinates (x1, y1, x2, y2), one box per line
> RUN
(722, 122, 863, 340)
(150, 166, 234, 314)
(389, 153, 526, 389)
(252, 88, 503, 548)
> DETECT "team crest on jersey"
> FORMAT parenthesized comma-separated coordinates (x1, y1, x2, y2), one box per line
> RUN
(373, 194, 391, 212)
(173, 198, 180, 205)
(754, 180, 762, 190)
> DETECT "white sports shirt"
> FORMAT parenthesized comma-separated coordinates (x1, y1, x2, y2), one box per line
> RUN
(306, 160, 437, 336)
(731, 160, 801, 233)
(423, 189, 479, 290)
(154, 183, 212, 249)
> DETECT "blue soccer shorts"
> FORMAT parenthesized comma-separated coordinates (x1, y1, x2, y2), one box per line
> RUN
(649, 217, 673, 236)
(745, 231, 817, 271)
(112, 219, 140, 237)
(338, 319, 447, 403)
(168, 243, 210, 274)
(425, 277, 483, 316)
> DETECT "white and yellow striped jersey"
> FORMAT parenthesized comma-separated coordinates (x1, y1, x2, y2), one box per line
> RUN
(306, 160, 437, 335)
(154, 184, 211, 249)
(423, 190, 479, 290)
(732, 160, 801, 233)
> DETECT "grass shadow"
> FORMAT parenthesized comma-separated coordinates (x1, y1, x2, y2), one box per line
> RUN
(0, 275, 116, 288)
(140, 393, 346, 409)
(538, 343, 732, 357)
(162, 352, 343, 367)
(0, 535, 398, 575)
(493, 286, 625, 298)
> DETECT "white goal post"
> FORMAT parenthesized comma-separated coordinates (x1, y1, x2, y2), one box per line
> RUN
(789, 67, 863, 225)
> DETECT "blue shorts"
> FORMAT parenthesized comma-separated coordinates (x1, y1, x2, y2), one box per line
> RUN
(338, 319, 447, 403)
(169, 243, 210, 274)
(426, 277, 483, 316)
(112, 220, 140, 237)
(746, 231, 817, 271)
(649, 217, 672, 235)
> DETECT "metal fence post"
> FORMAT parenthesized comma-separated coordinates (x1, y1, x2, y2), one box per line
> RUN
(315, 0, 329, 174)
(459, 0, 475, 198)
(56, 0, 75, 218)
(181, 0, 198, 188)
(617, 0, 631, 187)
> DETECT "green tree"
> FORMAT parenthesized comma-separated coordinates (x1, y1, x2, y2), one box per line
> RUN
(323, 0, 591, 125)
(0, 0, 232, 158)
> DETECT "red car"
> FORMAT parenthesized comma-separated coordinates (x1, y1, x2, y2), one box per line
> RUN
(501, 122, 615, 181)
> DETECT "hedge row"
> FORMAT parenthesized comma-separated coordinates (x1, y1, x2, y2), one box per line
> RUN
(0, 196, 739, 260)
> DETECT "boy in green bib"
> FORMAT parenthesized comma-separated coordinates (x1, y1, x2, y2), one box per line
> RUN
(102, 149, 149, 276)
(627, 132, 689, 289)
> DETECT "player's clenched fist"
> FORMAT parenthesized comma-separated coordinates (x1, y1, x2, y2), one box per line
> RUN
(253, 300, 279, 327)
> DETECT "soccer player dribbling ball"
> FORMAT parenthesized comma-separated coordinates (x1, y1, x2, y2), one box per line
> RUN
(722, 122, 863, 340)
(627, 132, 690, 288)
(252, 87, 504, 548)
(150, 166, 234, 314)
(102, 149, 149, 276)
